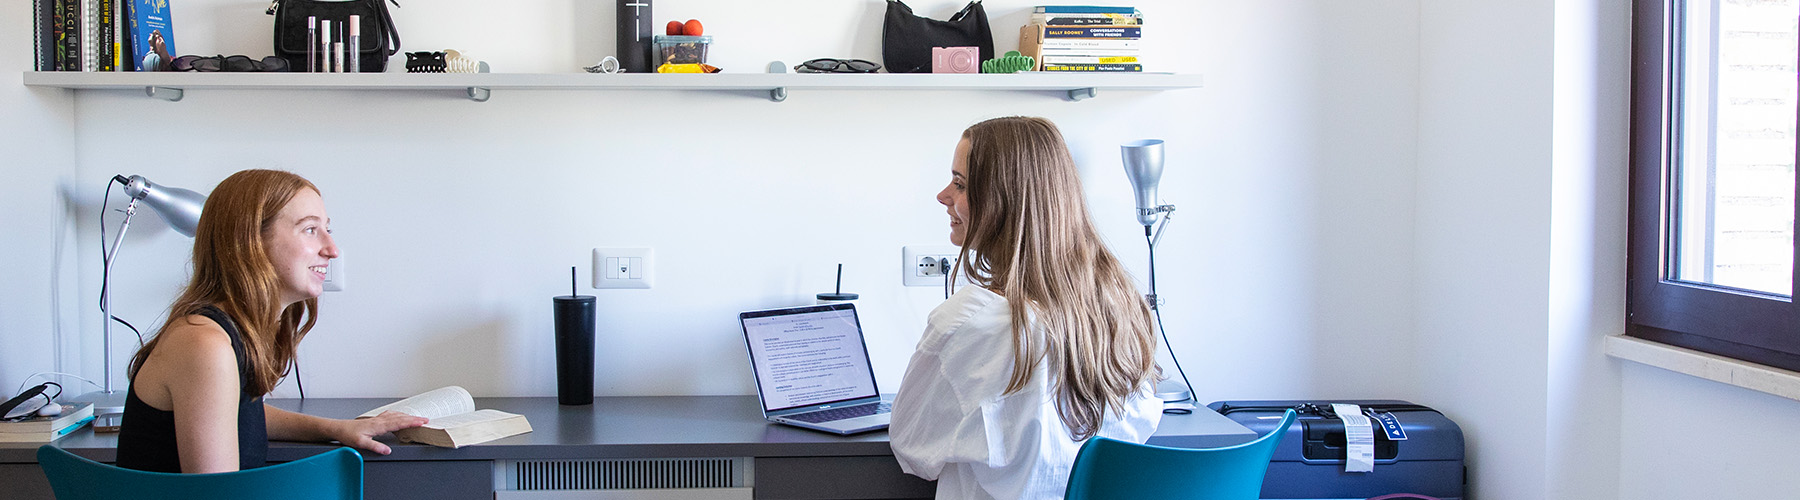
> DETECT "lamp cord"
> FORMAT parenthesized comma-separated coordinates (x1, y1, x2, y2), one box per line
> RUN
(98, 178, 145, 347)
(1148, 230, 1196, 404)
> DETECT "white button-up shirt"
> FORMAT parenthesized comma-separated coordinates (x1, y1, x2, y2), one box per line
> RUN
(891, 286, 1162, 500)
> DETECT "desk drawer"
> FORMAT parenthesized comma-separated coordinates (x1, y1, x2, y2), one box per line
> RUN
(367, 460, 492, 500)
(755, 456, 934, 500)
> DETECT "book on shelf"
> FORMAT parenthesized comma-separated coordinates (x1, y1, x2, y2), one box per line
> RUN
(1042, 26, 1140, 39)
(1041, 55, 1139, 64)
(61, 0, 78, 71)
(127, 0, 176, 71)
(1042, 63, 1143, 72)
(359, 386, 532, 449)
(1029, 13, 1141, 26)
(0, 402, 95, 443)
(1039, 37, 1140, 47)
(34, 0, 55, 70)
(1033, 5, 1139, 14)
(97, 0, 116, 71)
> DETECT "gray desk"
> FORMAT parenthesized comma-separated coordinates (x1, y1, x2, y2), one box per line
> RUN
(1, 396, 1255, 499)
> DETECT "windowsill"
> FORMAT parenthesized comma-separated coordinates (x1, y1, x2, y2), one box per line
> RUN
(1606, 334, 1800, 402)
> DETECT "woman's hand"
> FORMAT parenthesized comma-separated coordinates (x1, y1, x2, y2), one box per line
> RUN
(333, 411, 429, 455)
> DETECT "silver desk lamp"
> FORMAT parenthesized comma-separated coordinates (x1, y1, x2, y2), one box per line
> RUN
(73, 175, 205, 415)
(1121, 140, 1193, 410)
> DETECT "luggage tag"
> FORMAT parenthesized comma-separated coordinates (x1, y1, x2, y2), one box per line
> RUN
(1331, 403, 1375, 473)
(1372, 410, 1408, 441)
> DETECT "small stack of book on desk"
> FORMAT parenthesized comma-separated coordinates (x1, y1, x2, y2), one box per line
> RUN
(1019, 5, 1143, 72)
(0, 403, 95, 443)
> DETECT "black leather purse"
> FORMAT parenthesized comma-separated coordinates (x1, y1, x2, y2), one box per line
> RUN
(882, 0, 994, 74)
(268, 0, 401, 72)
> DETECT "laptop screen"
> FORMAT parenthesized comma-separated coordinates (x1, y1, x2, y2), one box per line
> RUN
(740, 304, 880, 412)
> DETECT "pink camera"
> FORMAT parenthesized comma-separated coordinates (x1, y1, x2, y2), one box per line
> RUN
(932, 46, 979, 73)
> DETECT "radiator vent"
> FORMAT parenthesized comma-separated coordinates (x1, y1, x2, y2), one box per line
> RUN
(503, 458, 751, 491)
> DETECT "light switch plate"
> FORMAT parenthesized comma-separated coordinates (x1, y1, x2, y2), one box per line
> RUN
(593, 248, 654, 289)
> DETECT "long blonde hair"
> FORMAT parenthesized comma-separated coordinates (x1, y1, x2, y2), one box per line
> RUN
(128, 169, 320, 396)
(954, 116, 1159, 440)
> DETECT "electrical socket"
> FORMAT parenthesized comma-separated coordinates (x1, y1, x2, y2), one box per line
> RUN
(903, 245, 961, 286)
(323, 257, 345, 291)
(593, 248, 654, 289)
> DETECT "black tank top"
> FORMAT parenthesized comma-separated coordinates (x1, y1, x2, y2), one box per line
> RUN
(116, 305, 269, 472)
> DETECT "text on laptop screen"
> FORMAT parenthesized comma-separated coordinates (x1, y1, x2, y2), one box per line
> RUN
(742, 307, 878, 412)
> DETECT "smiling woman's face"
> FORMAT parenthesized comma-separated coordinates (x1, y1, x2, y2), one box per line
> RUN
(936, 138, 972, 247)
(263, 188, 339, 307)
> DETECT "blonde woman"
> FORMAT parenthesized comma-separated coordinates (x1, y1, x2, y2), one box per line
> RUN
(891, 117, 1163, 499)
(117, 169, 425, 473)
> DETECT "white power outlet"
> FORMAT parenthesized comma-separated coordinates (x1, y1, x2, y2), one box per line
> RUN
(903, 246, 961, 286)
(323, 256, 346, 292)
(593, 248, 654, 289)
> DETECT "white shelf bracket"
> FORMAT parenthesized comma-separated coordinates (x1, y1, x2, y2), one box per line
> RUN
(145, 86, 183, 102)
(1068, 87, 1098, 102)
(769, 87, 788, 102)
(467, 87, 491, 102)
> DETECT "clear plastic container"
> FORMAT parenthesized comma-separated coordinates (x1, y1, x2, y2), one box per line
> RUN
(652, 35, 713, 66)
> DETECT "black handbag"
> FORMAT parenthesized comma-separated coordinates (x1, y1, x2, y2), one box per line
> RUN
(269, 0, 401, 72)
(882, 0, 994, 74)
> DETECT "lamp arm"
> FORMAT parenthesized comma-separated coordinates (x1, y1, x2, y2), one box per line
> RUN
(98, 199, 139, 394)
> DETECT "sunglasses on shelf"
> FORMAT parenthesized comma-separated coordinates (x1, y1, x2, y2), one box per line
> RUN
(794, 58, 881, 73)
(172, 55, 290, 72)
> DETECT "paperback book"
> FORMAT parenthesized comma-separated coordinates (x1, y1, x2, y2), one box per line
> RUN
(128, 0, 175, 71)
(359, 386, 532, 449)
(1042, 63, 1143, 72)
(0, 402, 95, 443)
(1028, 13, 1141, 26)
(1042, 26, 1140, 39)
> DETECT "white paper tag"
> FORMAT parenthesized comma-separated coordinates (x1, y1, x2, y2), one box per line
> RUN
(1332, 403, 1375, 473)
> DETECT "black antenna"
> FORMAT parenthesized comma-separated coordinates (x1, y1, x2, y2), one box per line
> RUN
(835, 263, 844, 294)
(570, 266, 577, 297)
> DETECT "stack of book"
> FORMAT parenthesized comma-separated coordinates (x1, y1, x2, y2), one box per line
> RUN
(1019, 5, 1143, 72)
(32, 0, 173, 72)
(0, 402, 95, 443)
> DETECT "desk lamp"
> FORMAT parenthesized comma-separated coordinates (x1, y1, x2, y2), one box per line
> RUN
(73, 175, 206, 415)
(1121, 140, 1194, 410)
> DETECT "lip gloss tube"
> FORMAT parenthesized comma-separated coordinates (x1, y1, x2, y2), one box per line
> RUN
(348, 15, 361, 73)
(320, 22, 332, 72)
(332, 21, 344, 73)
(307, 16, 317, 72)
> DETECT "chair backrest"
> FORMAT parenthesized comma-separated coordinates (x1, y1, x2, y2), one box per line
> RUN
(37, 445, 363, 500)
(1064, 409, 1296, 500)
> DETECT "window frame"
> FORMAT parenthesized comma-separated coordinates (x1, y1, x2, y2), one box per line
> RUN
(1628, 0, 1800, 371)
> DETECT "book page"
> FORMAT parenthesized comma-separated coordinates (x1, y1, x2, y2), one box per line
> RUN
(423, 409, 520, 430)
(359, 386, 475, 420)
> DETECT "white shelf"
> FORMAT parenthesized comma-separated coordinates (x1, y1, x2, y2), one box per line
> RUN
(22, 71, 1202, 102)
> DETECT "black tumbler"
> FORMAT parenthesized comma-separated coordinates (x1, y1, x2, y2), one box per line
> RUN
(553, 295, 596, 405)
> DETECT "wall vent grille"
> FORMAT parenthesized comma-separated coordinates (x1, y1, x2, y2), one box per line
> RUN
(506, 458, 750, 491)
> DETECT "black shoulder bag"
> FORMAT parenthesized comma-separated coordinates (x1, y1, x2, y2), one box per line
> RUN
(269, 0, 401, 72)
(882, 0, 994, 74)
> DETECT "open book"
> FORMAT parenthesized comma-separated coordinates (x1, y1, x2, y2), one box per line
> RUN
(359, 386, 531, 448)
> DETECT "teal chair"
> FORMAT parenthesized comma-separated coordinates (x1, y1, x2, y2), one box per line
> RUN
(37, 445, 363, 500)
(1065, 409, 1297, 500)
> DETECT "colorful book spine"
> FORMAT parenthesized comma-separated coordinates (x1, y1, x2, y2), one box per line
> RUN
(1038, 39, 1141, 50)
(1042, 26, 1140, 39)
(1041, 55, 1139, 64)
(97, 0, 115, 71)
(1034, 5, 1138, 14)
(1042, 63, 1143, 72)
(62, 0, 79, 71)
(1028, 13, 1142, 26)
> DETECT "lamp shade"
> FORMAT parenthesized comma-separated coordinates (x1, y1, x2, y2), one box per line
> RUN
(121, 175, 205, 237)
(1120, 139, 1165, 227)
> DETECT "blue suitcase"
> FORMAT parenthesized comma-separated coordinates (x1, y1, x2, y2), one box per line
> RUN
(1207, 400, 1464, 500)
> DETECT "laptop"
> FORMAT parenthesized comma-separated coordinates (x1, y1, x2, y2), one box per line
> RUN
(738, 303, 892, 435)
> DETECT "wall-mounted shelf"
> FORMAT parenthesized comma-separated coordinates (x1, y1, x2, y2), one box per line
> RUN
(22, 71, 1202, 103)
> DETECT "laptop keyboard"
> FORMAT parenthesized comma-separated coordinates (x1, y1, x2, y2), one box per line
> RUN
(787, 401, 892, 424)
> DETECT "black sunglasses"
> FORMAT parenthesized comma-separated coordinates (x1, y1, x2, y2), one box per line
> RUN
(795, 58, 881, 73)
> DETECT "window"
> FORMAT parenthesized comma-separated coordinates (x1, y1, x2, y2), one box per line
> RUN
(1630, 0, 1800, 370)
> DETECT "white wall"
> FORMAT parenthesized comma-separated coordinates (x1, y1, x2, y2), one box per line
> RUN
(1, 2, 81, 401)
